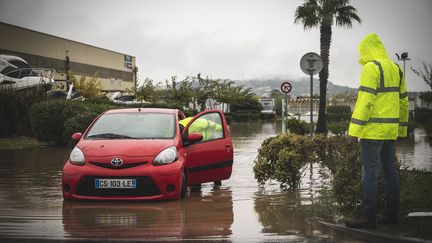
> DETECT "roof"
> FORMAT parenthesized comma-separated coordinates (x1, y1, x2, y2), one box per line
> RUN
(0, 21, 135, 58)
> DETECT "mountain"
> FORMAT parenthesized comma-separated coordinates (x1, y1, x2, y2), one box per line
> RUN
(235, 77, 356, 98)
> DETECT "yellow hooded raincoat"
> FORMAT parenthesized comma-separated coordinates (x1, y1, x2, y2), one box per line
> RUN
(348, 33, 408, 140)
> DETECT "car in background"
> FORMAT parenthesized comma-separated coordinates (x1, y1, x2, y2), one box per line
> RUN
(46, 80, 80, 100)
(259, 97, 276, 118)
(0, 54, 54, 90)
(62, 108, 233, 201)
(109, 91, 143, 105)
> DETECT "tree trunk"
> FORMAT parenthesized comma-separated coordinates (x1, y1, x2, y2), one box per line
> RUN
(316, 24, 332, 134)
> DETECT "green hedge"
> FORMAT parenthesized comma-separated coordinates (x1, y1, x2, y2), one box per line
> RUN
(0, 86, 46, 137)
(415, 108, 432, 136)
(29, 100, 119, 145)
(326, 105, 352, 122)
(254, 134, 432, 221)
(327, 121, 349, 135)
(286, 118, 309, 135)
(254, 134, 362, 212)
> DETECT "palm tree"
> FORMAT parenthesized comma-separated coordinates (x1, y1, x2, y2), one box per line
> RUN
(295, 0, 361, 134)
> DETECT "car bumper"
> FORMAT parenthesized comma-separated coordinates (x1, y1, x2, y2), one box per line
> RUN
(62, 159, 184, 201)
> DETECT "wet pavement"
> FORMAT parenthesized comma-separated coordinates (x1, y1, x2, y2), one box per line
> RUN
(0, 121, 431, 242)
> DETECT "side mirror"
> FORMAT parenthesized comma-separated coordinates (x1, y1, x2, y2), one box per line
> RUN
(188, 132, 203, 143)
(71, 132, 82, 140)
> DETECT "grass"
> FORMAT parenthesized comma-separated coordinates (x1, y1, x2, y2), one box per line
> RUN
(0, 137, 45, 150)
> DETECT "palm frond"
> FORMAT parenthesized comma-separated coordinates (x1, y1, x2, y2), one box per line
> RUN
(294, 1, 321, 29)
(335, 5, 361, 27)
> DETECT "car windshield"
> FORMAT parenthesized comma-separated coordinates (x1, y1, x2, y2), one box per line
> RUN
(86, 113, 175, 139)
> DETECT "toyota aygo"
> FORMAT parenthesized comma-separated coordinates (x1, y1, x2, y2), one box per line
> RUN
(62, 108, 233, 201)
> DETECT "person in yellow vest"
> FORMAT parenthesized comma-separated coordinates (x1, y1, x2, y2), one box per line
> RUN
(179, 116, 224, 187)
(179, 117, 223, 142)
(345, 33, 408, 229)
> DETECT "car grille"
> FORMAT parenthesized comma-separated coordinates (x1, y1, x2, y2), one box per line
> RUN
(89, 161, 147, 169)
(76, 176, 161, 197)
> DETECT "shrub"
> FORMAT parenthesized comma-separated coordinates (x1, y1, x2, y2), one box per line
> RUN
(415, 108, 432, 137)
(30, 100, 86, 145)
(0, 86, 46, 137)
(327, 121, 349, 135)
(415, 108, 432, 123)
(326, 105, 352, 122)
(63, 111, 99, 145)
(254, 134, 314, 189)
(286, 118, 309, 135)
(30, 100, 118, 145)
(254, 134, 362, 212)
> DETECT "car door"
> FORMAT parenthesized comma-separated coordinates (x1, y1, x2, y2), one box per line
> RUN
(182, 110, 233, 185)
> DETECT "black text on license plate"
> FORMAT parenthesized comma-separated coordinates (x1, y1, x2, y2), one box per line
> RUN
(95, 179, 136, 189)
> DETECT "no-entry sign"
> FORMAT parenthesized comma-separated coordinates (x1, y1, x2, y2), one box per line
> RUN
(280, 82, 292, 94)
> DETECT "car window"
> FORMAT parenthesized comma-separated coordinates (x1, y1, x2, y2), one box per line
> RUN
(1, 66, 20, 78)
(9, 60, 30, 69)
(188, 112, 224, 142)
(86, 113, 175, 139)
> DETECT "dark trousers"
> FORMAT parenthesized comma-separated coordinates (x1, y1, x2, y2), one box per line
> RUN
(360, 139, 400, 219)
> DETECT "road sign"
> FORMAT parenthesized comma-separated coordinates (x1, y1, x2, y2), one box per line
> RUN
(280, 82, 292, 94)
(300, 52, 323, 76)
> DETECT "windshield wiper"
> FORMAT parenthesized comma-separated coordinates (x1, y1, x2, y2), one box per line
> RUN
(87, 133, 136, 139)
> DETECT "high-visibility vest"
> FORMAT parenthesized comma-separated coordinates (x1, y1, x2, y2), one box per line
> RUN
(348, 59, 409, 140)
(179, 117, 223, 141)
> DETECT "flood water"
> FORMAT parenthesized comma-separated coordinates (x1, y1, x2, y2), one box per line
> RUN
(0, 121, 431, 242)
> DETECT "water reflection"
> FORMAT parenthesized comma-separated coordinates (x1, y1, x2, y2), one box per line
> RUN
(253, 191, 361, 242)
(0, 122, 430, 241)
(397, 128, 432, 171)
(62, 188, 233, 240)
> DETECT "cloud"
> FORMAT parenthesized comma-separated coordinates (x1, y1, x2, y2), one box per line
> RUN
(1, 0, 431, 90)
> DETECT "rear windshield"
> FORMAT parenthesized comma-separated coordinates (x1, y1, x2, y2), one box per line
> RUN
(86, 113, 175, 139)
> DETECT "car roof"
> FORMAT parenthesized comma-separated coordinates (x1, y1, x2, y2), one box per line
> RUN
(103, 108, 177, 115)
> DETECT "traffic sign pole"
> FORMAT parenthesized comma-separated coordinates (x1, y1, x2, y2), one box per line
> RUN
(280, 81, 292, 134)
(300, 52, 323, 135)
(310, 73, 313, 134)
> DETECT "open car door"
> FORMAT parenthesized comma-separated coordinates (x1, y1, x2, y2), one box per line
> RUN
(182, 110, 233, 185)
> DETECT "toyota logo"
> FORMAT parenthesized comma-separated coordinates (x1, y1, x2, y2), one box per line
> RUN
(111, 158, 123, 167)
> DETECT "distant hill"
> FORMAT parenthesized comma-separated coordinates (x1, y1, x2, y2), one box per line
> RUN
(235, 77, 356, 98)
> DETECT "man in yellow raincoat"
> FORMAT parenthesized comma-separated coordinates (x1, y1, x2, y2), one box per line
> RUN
(345, 33, 408, 229)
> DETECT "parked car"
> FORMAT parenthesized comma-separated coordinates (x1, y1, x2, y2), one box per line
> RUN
(109, 91, 143, 105)
(62, 108, 233, 201)
(46, 80, 80, 100)
(0, 54, 54, 90)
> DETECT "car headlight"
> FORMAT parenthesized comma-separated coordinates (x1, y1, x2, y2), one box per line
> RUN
(153, 146, 178, 165)
(69, 146, 85, 166)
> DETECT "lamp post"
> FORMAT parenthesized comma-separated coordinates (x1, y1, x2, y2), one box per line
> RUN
(395, 52, 410, 80)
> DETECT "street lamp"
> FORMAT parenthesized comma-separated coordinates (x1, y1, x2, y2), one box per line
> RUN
(395, 52, 410, 80)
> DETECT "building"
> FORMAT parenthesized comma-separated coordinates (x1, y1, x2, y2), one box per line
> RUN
(0, 22, 137, 92)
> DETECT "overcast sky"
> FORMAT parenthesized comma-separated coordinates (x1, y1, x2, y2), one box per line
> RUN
(0, 0, 431, 91)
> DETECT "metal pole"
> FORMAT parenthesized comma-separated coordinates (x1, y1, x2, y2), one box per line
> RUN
(285, 93, 288, 133)
(310, 73, 313, 135)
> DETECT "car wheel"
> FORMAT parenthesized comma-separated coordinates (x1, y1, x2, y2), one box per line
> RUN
(180, 172, 187, 199)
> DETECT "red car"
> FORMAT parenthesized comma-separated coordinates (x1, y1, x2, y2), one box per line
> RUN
(62, 108, 233, 201)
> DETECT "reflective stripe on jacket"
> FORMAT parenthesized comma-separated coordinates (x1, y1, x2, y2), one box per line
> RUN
(348, 33, 408, 140)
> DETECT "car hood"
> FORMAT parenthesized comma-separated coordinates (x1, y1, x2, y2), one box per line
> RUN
(78, 139, 175, 157)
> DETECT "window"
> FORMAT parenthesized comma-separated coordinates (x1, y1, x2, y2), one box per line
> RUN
(188, 112, 224, 142)
(86, 113, 175, 139)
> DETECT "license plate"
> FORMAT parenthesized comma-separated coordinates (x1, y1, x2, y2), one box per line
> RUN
(95, 179, 136, 189)
(96, 214, 137, 226)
